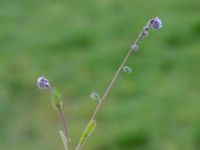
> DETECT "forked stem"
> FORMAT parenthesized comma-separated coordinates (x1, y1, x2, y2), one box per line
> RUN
(37, 17, 162, 150)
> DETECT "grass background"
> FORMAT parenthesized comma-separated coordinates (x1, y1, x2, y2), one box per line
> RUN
(0, 0, 200, 150)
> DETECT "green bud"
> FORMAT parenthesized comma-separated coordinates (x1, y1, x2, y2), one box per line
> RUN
(123, 66, 132, 74)
(90, 91, 101, 102)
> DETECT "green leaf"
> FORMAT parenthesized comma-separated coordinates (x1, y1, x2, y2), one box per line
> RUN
(51, 88, 62, 109)
(78, 119, 96, 146)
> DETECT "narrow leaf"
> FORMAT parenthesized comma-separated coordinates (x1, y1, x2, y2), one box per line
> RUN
(59, 130, 69, 150)
(51, 88, 63, 109)
(78, 119, 96, 146)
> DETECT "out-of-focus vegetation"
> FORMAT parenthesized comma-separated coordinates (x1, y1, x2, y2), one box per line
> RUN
(0, 0, 200, 150)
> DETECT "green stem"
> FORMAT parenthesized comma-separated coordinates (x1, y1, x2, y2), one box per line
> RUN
(58, 106, 72, 150)
(76, 27, 146, 150)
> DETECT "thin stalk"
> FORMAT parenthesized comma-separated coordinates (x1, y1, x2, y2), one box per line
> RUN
(90, 29, 145, 121)
(90, 47, 133, 120)
(76, 28, 146, 150)
(58, 106, 72, 150)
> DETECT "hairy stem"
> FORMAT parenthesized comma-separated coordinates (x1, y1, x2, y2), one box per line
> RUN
(58, 106, 72, 150)
(76, 27, 146, 150)
(90, 48, 133, 120)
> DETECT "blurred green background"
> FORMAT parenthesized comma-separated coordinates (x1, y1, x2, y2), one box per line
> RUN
(0, 0, 200, 150)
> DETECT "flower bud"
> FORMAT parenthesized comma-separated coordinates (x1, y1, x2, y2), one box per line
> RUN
(131, 44, 138, 52)
(142, 26, 149, 36)
(90, 92, 101, 102)
(148, 17, 162, 30)
(123, 66, 132, 74)
(37, 76, 50, 89)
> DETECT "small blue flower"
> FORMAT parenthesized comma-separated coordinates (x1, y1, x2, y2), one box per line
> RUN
(37, 76, 50, 89)
(148, 17, 162, 30)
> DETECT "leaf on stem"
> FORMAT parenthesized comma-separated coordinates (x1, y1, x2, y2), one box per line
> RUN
(51, 88, 63, 109)
(77, 119, 96, 147)
(59, 130, 69, 150)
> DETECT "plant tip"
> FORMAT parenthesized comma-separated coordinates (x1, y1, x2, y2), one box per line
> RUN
(148, 16, 162, 30)
(37, 76, 50, 89)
